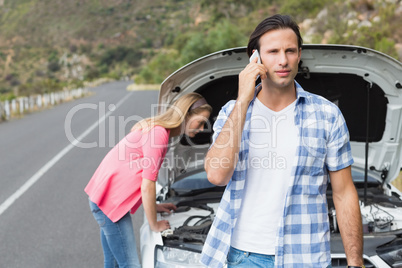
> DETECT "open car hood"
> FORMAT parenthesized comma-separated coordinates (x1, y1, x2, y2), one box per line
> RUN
(157, 45, 402, 184)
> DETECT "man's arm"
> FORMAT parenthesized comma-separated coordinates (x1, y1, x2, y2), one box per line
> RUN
(204, 100, 249, 186)
(205, 56, 267, 186)
(330, 166, 364, 267)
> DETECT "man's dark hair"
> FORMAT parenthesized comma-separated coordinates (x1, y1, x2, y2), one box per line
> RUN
(247, 14, 303, 57)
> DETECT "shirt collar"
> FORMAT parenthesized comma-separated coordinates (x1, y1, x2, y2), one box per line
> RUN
(295, 80, 308, 104)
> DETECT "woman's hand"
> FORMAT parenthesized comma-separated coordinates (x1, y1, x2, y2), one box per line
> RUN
(152, 220, 171, 232)
(151, 204, 176, 232)
(156, 203, 177, 213)
(149, 203, 177, 232)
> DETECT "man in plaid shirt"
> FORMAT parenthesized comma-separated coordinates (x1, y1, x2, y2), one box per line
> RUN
(201, 14, 364, 268)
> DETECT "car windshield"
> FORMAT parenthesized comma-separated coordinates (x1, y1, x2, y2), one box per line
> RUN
(171, 171, 215, 191)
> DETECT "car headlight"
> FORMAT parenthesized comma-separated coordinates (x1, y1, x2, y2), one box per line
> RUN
(377, 237, 402, 267)
(155, 245, 204, 267)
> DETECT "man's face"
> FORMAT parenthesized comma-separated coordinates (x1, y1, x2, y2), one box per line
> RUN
(259, 28, 301, 90)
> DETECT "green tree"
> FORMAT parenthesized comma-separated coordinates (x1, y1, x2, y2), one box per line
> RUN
(135, 50, 181, 84)
(279, 0, 334, 21)
(136, 19, 249, 84)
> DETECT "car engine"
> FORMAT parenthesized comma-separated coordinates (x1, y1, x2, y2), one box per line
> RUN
(161, 190, 402, 250)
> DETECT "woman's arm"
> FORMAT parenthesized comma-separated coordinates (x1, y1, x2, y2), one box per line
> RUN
(141, 178, 171, 232)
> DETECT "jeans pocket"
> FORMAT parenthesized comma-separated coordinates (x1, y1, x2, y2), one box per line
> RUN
(89, 200, 107, 227)
(226, 247, 246, 266)
(92, 208, 106, 227)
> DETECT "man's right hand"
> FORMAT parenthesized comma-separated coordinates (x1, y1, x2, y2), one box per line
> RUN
(238, 56, 267, 104)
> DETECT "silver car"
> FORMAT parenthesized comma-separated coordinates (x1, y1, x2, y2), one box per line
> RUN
(140, 45, 402, 268)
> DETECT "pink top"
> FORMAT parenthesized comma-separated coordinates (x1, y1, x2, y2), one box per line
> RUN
(85, 126, 170, 222)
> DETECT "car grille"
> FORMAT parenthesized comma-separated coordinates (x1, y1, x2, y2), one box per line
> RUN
(331, 256, 376, 268)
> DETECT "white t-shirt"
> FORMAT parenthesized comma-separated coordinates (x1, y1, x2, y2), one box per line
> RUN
(231, 97, 299, 255)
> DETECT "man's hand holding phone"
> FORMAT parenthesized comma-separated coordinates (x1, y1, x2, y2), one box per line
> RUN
(249, 49, 261, 65)
(237, 50, 267, 104)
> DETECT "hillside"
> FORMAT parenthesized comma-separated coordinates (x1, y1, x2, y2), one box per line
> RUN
(0, 0, 401, 100)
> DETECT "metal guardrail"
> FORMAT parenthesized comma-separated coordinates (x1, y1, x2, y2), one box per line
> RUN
(0, 88, 89, 122)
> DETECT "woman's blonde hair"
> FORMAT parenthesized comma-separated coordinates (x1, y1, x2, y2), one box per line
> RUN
(131, 92, 212, 132)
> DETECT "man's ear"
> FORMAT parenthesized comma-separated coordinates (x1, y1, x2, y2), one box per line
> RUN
(298, 48, 302, 63)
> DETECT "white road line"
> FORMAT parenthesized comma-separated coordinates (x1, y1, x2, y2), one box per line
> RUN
(0, 92, 133, 217)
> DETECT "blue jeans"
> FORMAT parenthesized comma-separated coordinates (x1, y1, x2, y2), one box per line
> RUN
(89, 199, 141, 268)
(226, 246, 332, 268)
(227, 246, 275, 268)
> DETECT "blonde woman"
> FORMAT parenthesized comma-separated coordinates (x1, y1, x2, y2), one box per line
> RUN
(85, 93, 212, 268)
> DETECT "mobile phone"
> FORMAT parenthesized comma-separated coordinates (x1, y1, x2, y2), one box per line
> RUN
(250, 50, 261, 81)
(249, 50, 261, 64)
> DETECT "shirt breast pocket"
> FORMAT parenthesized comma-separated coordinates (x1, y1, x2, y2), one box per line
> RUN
(301, 136, 327, 176)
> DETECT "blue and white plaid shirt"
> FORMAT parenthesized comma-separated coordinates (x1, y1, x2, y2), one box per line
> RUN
(201, 82, 354, 268)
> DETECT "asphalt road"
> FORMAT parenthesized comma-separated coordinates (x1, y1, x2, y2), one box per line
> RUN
(0, 81, 158, 267)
